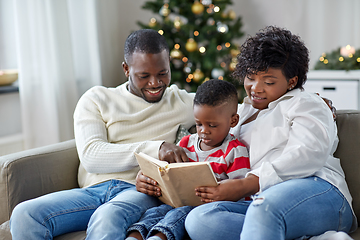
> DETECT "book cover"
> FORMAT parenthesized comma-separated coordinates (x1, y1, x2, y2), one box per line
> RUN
(134, 152, 218, 208)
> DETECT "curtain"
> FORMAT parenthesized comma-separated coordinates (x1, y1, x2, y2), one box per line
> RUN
(13, 0, 103, 149)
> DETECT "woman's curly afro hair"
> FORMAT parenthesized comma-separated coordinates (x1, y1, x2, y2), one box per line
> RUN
(232, 26, 309, 89)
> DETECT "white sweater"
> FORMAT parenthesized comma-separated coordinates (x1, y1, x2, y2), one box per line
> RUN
(74, 82, 195, 188)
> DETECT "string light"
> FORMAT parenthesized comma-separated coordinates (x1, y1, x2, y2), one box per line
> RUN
(214, 6, 220, 12)
(158, 30, 164, 35)
(194, 31, 199, 36)
(217, 45, 222, 51)
(174, 44, 180, 49)
(225, 42, 231, 48)
(339, 57, 344, 62)
(199, 46, 206, 53)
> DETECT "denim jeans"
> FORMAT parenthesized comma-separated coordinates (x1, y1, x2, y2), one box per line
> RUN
(10, 180, 161, 240)
(127, 204, 194, 240)
(185, 177, 353, 240)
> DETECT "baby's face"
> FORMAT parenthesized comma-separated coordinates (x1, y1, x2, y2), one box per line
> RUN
(194, 103, 237, 151)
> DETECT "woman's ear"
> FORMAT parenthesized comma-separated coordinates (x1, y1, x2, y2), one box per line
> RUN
(231, 113, 240, 128)
(122, 62, 130, 78)
(288, 76, 298, 90)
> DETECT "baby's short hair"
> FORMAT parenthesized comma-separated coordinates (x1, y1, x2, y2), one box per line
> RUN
(194, 79, 238, 107)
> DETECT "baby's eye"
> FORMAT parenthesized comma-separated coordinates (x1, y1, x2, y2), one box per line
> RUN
(265, 82, 274, 85)
(139, 75, 149, 79)
(209, 124, 217, 128)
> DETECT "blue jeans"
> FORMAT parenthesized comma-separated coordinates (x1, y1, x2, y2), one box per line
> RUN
(10, 180, 161, 240)
(185, 177, 353, 240)
(127, 204, 194, 240)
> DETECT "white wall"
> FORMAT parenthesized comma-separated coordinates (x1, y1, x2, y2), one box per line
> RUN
(232, 0, 360, 69)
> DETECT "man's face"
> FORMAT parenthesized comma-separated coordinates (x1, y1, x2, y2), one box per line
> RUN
(122, 50, 171, 103)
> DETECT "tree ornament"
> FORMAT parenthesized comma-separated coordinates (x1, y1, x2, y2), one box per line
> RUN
(201, 0, 212, 6)
(148, 18, 157, 27)
(211, 68, 225, 79)
(228, 9, 236, 20)
(217, 22, 229, 33)
(230, 48, 240, 57)
(185, 38, 198, 52)
(193, 68, 204, 82)
(191, 1, 204, 15)
(173, 17, 183, 30)
(229, 58, 238, 71)
(170, 48, 183, 59)
(159, 3, 170, 17)
(207, 18, 215, 25)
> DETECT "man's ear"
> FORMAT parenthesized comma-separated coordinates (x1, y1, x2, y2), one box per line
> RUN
(122, 62, 129, 78)
(230, 113, 239, 128)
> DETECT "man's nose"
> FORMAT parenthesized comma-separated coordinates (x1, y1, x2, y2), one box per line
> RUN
(148, 76, 162, 86)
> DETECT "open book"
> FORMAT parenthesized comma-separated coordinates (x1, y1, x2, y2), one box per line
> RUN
(135, 152, 218, 208)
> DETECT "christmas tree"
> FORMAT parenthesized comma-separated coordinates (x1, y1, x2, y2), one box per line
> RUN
(137, 0, 244, 94)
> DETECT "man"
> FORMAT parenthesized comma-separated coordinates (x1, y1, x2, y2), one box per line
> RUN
(10, 29, 195, 240)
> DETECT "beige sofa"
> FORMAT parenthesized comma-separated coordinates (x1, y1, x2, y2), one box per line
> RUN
(1, 110, 360, 240)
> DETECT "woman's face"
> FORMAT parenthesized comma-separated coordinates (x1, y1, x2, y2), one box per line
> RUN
(243, 68, 298, 110)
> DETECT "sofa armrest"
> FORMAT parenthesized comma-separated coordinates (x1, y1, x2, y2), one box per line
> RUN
(0, 139, 80, 224)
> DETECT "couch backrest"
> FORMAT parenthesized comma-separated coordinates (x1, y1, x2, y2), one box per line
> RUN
(334, 110, 360, 221)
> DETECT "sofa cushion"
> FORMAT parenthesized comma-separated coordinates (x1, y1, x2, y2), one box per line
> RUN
(334, 110, 360, 224)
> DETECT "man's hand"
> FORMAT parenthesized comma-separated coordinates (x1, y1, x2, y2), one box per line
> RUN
(317, 94, 337, 120)
(159, 142, 189, 163)
(135, 170, 161, 197)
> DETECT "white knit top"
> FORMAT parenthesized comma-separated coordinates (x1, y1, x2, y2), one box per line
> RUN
(74, 82, 195, 188)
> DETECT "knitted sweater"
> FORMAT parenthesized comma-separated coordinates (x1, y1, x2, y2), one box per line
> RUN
(74, 82, 195, 188)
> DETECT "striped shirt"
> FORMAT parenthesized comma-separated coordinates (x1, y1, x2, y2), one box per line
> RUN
(178, 133, 250, 180)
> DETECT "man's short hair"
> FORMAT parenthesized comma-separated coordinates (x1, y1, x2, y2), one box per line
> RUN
(194, 79, 238, 107)
(124, 29, 169, 63)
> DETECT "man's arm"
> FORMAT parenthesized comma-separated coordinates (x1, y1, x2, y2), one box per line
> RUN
(74, 89, 164, 174)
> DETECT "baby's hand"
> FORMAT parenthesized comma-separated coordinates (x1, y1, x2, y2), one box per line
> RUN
(135, 170, 161, 197)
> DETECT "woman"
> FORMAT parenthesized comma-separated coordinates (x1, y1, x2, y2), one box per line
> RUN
(184, 26, 356, 240)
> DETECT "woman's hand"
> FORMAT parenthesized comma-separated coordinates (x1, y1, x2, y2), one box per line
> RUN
(195, 174, 260, 203)
(159, 142, 189, 163)
(135, 170, 161, 197)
